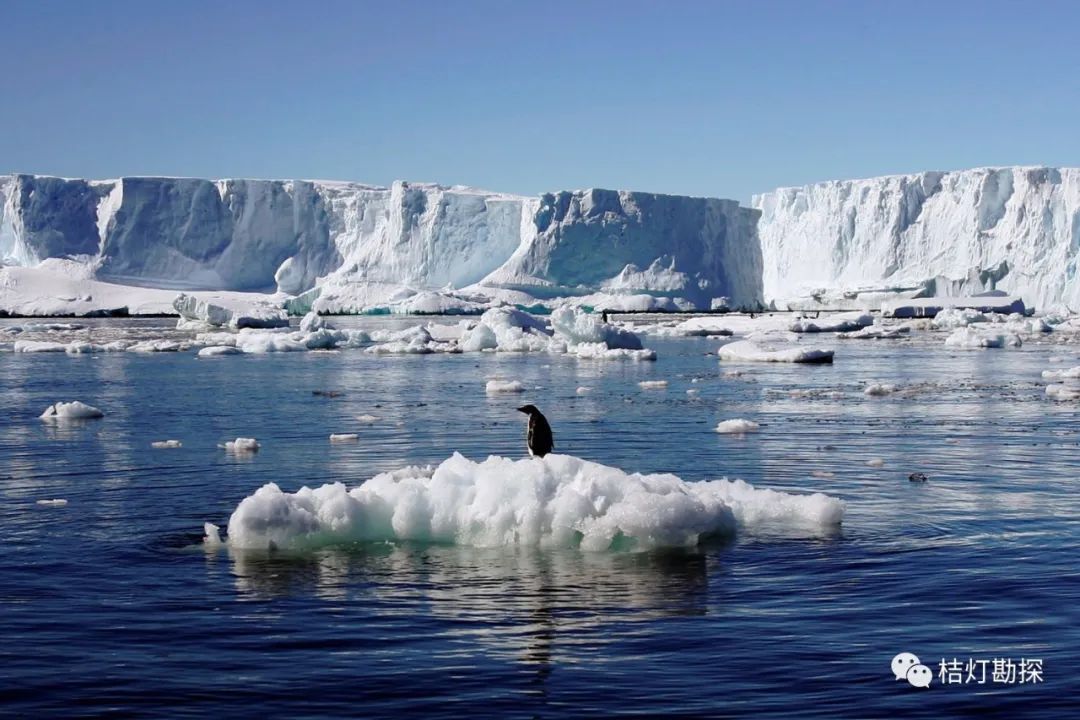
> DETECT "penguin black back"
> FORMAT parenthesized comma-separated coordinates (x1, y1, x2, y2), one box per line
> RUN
(516, 404, 554, 457)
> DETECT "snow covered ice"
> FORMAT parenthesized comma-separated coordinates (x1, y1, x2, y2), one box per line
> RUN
(223, 438, 260, 453)
(215, 453, 845, 552)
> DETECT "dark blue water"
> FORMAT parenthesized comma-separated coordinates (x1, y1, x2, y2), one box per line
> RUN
(1, 318, 1077, 717)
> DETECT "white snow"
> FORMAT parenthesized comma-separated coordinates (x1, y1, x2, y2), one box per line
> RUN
(215, 452, 844, 551)
(715, 419, 760, 434)
(40, 401, 104, 419)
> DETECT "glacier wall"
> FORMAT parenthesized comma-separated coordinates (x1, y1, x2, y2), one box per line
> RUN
(753, 167, 1080, 310)
(0, 174, 764, 309)
(479, 189, 762, 309)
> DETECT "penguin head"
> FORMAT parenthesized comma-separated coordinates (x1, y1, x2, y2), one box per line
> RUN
(516, 404, 539, 415)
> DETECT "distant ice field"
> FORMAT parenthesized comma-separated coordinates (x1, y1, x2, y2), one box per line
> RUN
(0, 314, 1077, 718)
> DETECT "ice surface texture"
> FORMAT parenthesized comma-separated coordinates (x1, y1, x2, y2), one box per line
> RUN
(218, 453, 844, 552)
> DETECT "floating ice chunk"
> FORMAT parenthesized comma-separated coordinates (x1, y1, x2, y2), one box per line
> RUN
(223, 438, 260, 453)
(576, 386, 592, 395)
(217, 452, 844, 552)
(638, 380, 668, 389)
(36, 499, 68, 507)
(864, 383, 897, 396)
(174, 293, 288, 329)
(882, 296, 1026, 319)
(715, 419, 760, 434)
(550, 306, 643, 350)
(15, 340, 69, 353)
(1046, 383, 1080, 401)
(867, 458, 885, 467)
(203, 522, 223, 546)
(151, 440, 183, 449)
(931, 308, 988, 329)
(486, 379, 525, 393)
(198, 345, 244, 357)
(837, 324, 910, 340)
(811, 470, 835, 478)
(1041, 367, 1080, 380)
(330, 433, 359, 442)
(944, 327, 1022, 349)
(571, 342, 656, 361)
(717, 339, 834, 364)
(128, 339, 183, 353)
(686, 388, 700, 396)
(299, 311, 332, 333)
(790, 311, 873, 333)
(40, 401, 104, 420)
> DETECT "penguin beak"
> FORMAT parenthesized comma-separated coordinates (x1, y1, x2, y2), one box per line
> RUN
(516, 406, 528, 414)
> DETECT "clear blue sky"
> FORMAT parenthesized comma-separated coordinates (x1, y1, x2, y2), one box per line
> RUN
(2, 0, 1077, 202)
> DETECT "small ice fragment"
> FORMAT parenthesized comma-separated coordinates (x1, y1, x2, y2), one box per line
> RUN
(638, 380, 668, 389)
(486, 379, 525, 393)
(151, 440, 182, 449)
(867, 458, 885, 467)
(203, 522, 223, 546)
(40, 401, 104, 420)
(198, 346, 243, 357)
(723, 370, 743, 377)
(223, 438, 260, 453)
(715, 419, 760, 434)
(864, 383, 896, 396)
(686, 388, 700, 395)
(811, 470, 835, 478)
(576, 386, 592, 395)
(36, 499, 68, 507)
(356, 414, 379, 423)
(330, 433, 359, 442)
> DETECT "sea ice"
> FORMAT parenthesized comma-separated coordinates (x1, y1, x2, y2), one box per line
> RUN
(943, 327, 1022, 349)
(864, 383, 897, 396)
(223, 438, 260, 453)
(717, 339, 834, 364)
(715, 419, 760, 434)
(151, 440, 183, 449)
(486, 380, 525, 393)
(330, 433, 360, 442)
(36, 499, 68, 507)
(40, 401, 104, 419)
(638, 380, 668, 389)
(216, 452, 844, 552)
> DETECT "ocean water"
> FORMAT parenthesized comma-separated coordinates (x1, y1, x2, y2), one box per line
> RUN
(1, 317, 1077, 717)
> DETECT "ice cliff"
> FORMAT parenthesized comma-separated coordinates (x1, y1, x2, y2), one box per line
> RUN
(0, 174, 763, 311)
(753, 167, 1080, 310)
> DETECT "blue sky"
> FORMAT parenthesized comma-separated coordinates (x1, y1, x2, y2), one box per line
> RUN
(1, 0, 1077, 201)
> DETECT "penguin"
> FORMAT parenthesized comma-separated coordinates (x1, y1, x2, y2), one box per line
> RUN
(516, 404, 554, 458)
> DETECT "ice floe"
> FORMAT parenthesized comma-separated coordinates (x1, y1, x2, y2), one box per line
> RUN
(486, 379, 525, 394)
(40, 401, 104, 419)
(151, 440, 183, 449)
(717, 339, 834, 364)
(214, 452, 845, 552)
(715, 419, 760, 434)
(223, 438, 260, 453)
